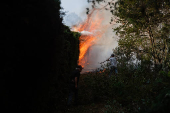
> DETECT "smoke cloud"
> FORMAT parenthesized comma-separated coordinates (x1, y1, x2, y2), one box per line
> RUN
(80, 31, 93, 35)
(62, 1, 119, 73)
(63, 12, 83, 27)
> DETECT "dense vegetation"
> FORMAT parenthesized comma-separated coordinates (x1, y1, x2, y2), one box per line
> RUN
(60, 67, 170, 113)
(2, 0, 170, 113)
(59, 0, 170, 113)
(1, 0, 80, 113)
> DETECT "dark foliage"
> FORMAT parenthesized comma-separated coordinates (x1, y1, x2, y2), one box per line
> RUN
(147, 88, 170, 113)
(1, 0, 80, 113)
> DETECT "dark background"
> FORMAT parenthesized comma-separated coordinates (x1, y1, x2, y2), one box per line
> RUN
(1, 0, 80, 112)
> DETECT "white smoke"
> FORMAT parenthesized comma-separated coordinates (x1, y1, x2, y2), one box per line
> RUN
(62, 0, 119, 73)
(80, 31, 93, 35)
(80, 7, 119, 73)
(63, 12, 83, 27)
(83, 26, 118, 72)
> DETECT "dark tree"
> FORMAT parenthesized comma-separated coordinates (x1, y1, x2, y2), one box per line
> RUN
(1, 0, 80, 113)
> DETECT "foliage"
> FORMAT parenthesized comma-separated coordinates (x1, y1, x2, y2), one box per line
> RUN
(60, 62, 170, 113)
(88, 0, 170, 72)
(114, 0, 170, 70)
(1, 0, 80, 113)
(147, 88, 170, 113)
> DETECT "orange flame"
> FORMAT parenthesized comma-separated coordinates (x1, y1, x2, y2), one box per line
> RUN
(72, 9, 112, 67)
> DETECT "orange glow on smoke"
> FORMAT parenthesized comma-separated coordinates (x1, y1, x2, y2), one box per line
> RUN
(72, 9, 111, 67)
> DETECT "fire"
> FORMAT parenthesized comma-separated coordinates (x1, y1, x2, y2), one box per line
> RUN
(72, 8, 112, 68)
(99, 69, 106, 73)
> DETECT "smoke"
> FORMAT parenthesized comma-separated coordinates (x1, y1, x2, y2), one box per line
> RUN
(80, 31, 93, 35)
(83, 26, 118, 72)
(63, 12, 83, 27)
(80, 8, 118, 73)
(62, 1, 119, 73)
(63, 13, 83, 27)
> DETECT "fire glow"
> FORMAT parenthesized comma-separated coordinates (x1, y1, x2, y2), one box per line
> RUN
(72, 9, 112, 68)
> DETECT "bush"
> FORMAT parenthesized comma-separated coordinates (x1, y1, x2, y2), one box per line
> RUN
(77, 63, 170, 113)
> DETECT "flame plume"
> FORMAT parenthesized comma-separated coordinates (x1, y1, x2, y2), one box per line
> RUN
(72, 8, 112, 69)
